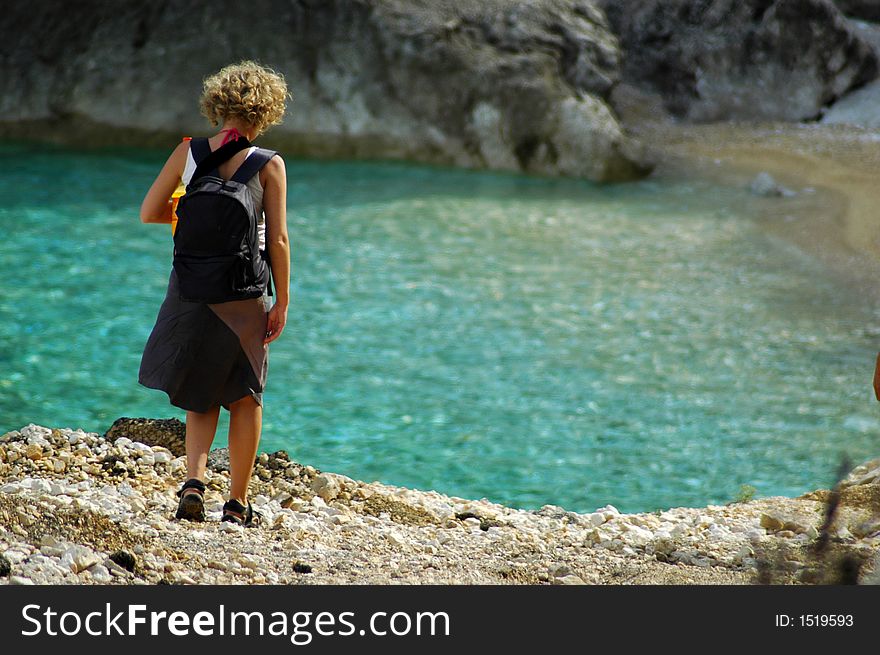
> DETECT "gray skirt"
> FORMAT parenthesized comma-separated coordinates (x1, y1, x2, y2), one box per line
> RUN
(138, 268, 270, 412)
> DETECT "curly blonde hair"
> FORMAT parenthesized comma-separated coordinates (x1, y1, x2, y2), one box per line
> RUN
(199, 60, 291, 134)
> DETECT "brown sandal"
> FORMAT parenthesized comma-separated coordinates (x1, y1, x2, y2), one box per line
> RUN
(175, 478, 206, 522)
(221, 498, 259, 527)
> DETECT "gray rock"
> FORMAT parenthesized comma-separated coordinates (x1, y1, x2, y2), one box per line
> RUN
(822, 78, 880, 126)
(0, 553, 11, 577)
(90, 564, 113, 583)
(61, 546, 101, 574)
(20, 424, 51, 442)
(760, 513, 786, 532)
(26, 479, 51, 494)
(749, 172, 796, 197)
(852, 517, 880, 538)
(548, 562, 574, 578)
(623, 524, 654, 546)
(220, 521, 242, 533)
(40, 544, 66, 558)
(8, 575, 34, 585)
(207, 448, 230, 473)
(0, 0, 650, 182)
(587, 512, 607, 527)
(599, 0, 878, 122)
(311, 474, 341, 503)
(534, 504, 569, 519)
(108, 550, 137, 573)
(839, 457, 880, 486)
(386, 531, 407, 548)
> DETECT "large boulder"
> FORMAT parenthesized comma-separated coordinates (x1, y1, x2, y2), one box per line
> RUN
(0, 0, 651, 182)
(599, 0, 878, 122)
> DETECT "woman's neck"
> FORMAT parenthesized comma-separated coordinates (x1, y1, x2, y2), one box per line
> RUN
(218, 121, 258, 143)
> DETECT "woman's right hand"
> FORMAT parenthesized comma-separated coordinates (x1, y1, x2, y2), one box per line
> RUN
(873, 352, 880, 401)
(264, 303, 288, 345)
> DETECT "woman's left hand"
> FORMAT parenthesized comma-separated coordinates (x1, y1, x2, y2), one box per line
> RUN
(264, 303, 288, 345)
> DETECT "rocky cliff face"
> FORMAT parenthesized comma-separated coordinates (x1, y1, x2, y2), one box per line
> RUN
(0, 0, 651, 182)
(599, 0, 878, 122)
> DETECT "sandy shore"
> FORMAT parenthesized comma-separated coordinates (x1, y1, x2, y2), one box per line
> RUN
(629, 119, 880, 304)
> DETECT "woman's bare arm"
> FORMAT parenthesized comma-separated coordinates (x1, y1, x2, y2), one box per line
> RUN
(140, 140, 188, 224)
(262, 154, 290, 345)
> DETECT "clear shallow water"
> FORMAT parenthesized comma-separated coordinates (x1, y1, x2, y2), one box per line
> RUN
(1, 141, 878, 514)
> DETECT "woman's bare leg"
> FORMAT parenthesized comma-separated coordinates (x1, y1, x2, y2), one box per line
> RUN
(227, 394, 262, 505)
(185, 405, 220, 481)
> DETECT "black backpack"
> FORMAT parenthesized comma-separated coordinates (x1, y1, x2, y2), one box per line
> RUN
(172, 137, 277, 303)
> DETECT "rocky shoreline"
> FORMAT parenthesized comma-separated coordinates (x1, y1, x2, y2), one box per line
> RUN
(1, 422, 878, 585)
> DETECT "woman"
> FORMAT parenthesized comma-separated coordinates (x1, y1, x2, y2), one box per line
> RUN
(137, 61, 291, 526)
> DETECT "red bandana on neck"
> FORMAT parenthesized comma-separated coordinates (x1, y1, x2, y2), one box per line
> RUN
(219, 128, 244, 145)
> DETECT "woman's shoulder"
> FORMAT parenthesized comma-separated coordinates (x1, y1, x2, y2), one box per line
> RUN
(265, 149, 284, 161)
(169, 137, 194, 165)
(158, 138, 191, 181)
(263, 152, 286, 173)
(258, 151, 286, 185)
(173, 137, 194, 154)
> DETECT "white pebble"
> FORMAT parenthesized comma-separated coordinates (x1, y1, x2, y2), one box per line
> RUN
(90, 564, 113, 583)
(9, 576, 34, 585)
(61, 546, 101, 574)
(587, 512, 606, 527)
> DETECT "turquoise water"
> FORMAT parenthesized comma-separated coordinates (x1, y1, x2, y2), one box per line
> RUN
(1, 141, 878, 514)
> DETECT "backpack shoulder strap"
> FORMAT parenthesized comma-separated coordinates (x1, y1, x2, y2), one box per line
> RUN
(190, 138, 254, 183)
(230, 148, 278, 184)
(189, 137, 211, 165)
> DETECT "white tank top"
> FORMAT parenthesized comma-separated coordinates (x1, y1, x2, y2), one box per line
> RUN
(182, 144, 266, 251)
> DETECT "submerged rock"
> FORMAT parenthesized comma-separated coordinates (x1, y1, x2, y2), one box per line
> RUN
(599, 0, 878, 122)
(0, 0, 651, 182)
(749, 172, 796, 197)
